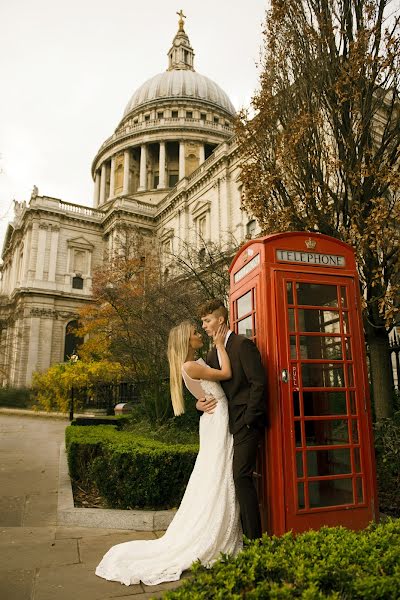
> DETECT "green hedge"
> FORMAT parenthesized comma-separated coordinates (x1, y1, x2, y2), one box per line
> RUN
(165, 519, 400, 599)
(65, 425, 198, 509)
(0, 387, 34, 408)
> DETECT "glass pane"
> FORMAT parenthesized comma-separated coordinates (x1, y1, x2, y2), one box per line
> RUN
(307, 448, 351, 476)
(354, 448, 361, 472)
(302, 364, 345, 387)
(290, 336, 297, 359)
(296, 452, 304, 477)
(238, 315, 253, 337)
(298, 482, 305, 509)
(347, 365, 354, 386)
(293, 391, 300, 417)
(309, 478, 353, 508)
(345, 339, 352, 359)
(351, 419, 359, 443)
(295, 421, 302, 447)
(356, 477, 364, 503)
(342, 313, 349, 333)
(296, 283, 338, 307)
(349, 392, 357, 414)
(297, 309, 341, 333)
(237, 291, 252, 318)
(340, 287, 347, 308)
(304, 419, 349, 446)
(288, 308, 295, 331)
(298, 336, 343, 360)
(287, 282, 293, 304)
(303, 391, 347, 416)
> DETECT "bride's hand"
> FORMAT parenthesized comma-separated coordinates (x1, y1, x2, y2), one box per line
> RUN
(213, 324, 228, 346)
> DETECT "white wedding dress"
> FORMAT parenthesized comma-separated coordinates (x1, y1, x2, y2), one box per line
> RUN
(95, 358, 242, 586)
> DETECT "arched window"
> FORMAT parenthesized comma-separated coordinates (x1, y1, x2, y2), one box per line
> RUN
(64, 320, 83, 361)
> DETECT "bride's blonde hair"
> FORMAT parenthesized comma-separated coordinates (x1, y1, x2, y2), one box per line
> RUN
(167, 320, 193, 416)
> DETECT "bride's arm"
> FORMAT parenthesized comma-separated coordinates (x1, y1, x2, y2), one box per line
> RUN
(184, 325, 232, 381)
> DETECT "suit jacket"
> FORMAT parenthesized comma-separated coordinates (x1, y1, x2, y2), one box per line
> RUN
(207, 332, 267, 435)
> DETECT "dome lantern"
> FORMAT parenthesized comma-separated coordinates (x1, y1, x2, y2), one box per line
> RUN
(167, 10, 195, 72)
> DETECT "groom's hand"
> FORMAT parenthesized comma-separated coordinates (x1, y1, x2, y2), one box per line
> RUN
(196, 395, 217, 414)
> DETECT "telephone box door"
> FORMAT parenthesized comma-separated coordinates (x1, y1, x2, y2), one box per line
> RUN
(276, 271, 376, 532)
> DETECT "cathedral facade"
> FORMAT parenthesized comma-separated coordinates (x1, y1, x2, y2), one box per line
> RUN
(0, 18, 257, 387)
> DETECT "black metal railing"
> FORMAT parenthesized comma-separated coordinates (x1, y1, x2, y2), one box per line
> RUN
(69, 381, 140, 421)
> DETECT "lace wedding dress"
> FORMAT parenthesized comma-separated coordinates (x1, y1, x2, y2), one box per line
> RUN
(95, 358, 242, 586)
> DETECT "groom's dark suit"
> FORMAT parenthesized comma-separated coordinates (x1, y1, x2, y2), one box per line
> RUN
(207, 332, 267, 539)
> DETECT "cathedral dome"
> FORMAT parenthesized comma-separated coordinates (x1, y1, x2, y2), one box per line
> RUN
(123, 70, 236, 118)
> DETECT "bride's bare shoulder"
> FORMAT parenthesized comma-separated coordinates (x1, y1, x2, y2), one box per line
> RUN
(183, 361, 201, 378)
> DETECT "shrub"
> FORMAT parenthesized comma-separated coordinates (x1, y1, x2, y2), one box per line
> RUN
(0, 387, 34, 408)
(32, 359, 123, 412)
(65, 425, 198, 509)
(374, 410, 400, 517)
(165, 519, 400, 599)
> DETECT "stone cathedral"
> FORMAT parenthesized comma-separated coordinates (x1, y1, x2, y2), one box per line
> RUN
(0, 15, 258, 388)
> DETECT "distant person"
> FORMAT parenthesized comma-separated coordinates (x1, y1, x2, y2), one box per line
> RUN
(198, 298, 266, 539)
(96, 321, 242, 586)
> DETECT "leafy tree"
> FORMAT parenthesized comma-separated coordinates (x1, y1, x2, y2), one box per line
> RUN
(237, 0, 400, 418)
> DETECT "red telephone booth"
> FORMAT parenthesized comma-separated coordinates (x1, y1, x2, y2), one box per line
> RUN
(229, 232, 378, 535)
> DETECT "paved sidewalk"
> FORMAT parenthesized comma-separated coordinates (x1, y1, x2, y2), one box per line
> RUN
(0, 414, 185, 600)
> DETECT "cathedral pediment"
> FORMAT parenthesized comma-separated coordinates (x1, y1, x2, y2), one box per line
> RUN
(191, 200, 210, 218)
(67, 236, 94, 249)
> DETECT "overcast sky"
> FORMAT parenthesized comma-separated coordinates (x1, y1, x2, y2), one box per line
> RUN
(0, 0, 266, 248)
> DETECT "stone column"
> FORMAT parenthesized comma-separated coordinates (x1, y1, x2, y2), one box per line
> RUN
(199, 144, 205, 164)
(158, 142, 166, 189)
(35, 224, 48, 281)
(40, 317, 54, 372)
(48, 225, 60, 283)
(20, 226, 31, 285)
(109, 157, 116, 199)
(157, 142, 165, 189)
(123, 150, 130, 194)
(138, 144, 147, 191)
(99, 163, 106, 205)
(26, 316, 40, 385)
(93, 171, 100, 207)
(179, 141, 185, 180)
(27, 221, 38, 282)
(218, 172, 231, 239)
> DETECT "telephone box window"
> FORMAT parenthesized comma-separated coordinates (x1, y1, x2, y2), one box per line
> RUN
(237, 291, 252, 318)
(309, 479, 353, 508)
(303, 391, 347, 416)
(296, 282, 338, 307)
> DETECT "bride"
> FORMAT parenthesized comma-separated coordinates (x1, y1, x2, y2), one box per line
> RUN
(95, 320, 242, 586)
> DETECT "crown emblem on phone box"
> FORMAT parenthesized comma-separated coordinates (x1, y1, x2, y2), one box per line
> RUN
(305, 237, 317, 249)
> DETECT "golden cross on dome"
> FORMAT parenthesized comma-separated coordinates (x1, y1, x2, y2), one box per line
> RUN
(177, 9, 186, 30)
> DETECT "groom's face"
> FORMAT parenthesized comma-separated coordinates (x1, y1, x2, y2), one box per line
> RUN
(201, 311, 225, 338)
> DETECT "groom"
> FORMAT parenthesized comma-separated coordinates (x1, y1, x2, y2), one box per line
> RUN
(197, 299, 267, 539)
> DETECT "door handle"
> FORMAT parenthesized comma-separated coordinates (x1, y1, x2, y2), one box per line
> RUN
(281, 369, 289, 383)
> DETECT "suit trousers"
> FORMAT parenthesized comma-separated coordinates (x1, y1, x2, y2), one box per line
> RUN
(232, 425, 262, 539)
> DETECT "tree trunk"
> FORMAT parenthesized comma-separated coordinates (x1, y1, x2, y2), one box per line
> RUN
(367, 326, 394, 420)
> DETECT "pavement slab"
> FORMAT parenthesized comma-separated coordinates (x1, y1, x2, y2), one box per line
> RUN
(0, 496, 25, 527)
(33, 563, 144, 600)
(0, 569, 35, 600)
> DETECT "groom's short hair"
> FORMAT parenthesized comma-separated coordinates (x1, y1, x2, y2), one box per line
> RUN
(198, 299, 228, 323)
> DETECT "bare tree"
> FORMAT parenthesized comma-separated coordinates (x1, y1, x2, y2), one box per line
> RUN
(237, 0, 400, 418)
